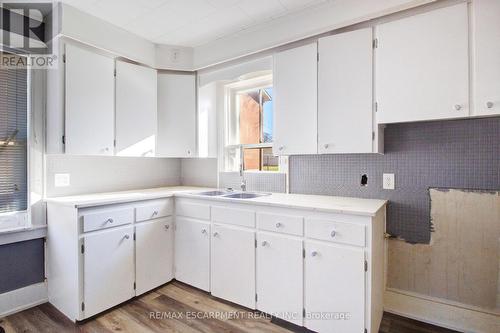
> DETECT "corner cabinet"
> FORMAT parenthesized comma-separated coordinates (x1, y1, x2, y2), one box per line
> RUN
(318, 28, 382, 154)
(472, 0, 500, 117)
(64, 43, 115, 155)
(376, 3, 469, 123)
(157, 73, 197, 158)
(273, 43, 318, 155)
(47, 198, 175, 321)
(115, 61, 157, 157)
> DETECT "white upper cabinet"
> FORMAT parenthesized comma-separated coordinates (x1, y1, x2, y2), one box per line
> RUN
(157, 73, 197, 158)
(472, 0, 500, 116)
(273, 43, 318, 155)
(65, 44, 115, 155)
(318, 28, 377, 154)
(115, 61, 157, 157)
(376, 3, 469, 124)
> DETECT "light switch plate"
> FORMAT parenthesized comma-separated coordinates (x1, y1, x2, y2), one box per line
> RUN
(54, 173, 70, 187)
(383, 173, 395, 190)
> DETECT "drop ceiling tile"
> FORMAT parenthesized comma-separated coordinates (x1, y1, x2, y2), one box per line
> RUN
(279, 0, 327, 11)
(238, 0, 287, 21)
(125, 0, 216, 40)
(91, 0, 169, 27)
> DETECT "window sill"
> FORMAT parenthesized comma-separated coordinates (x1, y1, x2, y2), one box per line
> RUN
(0, 225, 47, 246)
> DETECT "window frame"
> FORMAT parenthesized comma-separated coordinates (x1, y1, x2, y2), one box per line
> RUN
(223, 74, 277, 172)
(0, 51, 32, 232)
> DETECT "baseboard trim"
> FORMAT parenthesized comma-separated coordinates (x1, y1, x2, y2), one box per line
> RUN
(0, 282, 48, 318)
(384, 289, 500, 333)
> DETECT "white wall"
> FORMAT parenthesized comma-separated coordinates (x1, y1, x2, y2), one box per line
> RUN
(180, 158, 218, 188)
(45, 155, 181, 197)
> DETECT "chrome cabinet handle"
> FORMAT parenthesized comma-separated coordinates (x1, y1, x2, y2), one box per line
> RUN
(323, 144, 329, 149)
(486, 101, 494, 109)
(330, 230, 336, 238)
(213, 232, 219, 237)
(262, 241, 269, 247)
(106, 218, 113, 224)
(124, 234, 130, 239)
(152, 210, 159, 216)
(275, 222, 282, 228)
(278, 146, 284, 151)
(311, 251, 318, 257)
(201, 229, 207, 234)
(164, 225, 170, 230)
(454, 104, 462, 111)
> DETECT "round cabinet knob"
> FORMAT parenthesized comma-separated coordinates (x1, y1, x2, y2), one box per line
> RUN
(311, 251, 319, 257)
(201, 229, 207, 234)
(324, 144, 329, 149)
(278, 146, 284, 151)
(106, 218, 113, 224)
(330, 230, 337, 238)
(152, 211, 159, 216)
(454, 104, 462, 111)
(187, 150, 191, 155)
(213, 232, 219, 237)
(124, 234, 130, 239)
(262, 241, 269, 247)
(164, 225, 170, 230)
(486, 101, 494, 109)
(275, 222, 282, 228)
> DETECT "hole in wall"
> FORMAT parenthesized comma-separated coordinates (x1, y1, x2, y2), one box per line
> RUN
(361, 174, 368, 187)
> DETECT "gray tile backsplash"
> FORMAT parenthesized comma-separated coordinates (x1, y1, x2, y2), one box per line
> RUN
(289, 117, 500, 244)
(219, 171, 286, 193)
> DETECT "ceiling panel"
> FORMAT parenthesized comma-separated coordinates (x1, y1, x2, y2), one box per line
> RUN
(60, 0, 332, 47)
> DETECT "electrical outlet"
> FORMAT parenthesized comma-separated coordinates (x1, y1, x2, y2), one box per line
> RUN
(54, 173, 70, 187)
(383, 173, 395, 190)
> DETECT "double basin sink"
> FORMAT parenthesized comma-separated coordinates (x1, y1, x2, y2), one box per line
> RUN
(193, 190, 270, 199)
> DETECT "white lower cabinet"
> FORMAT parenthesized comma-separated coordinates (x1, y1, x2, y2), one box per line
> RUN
(174, 217, 211, 291)
(256, 232, 303, 325)
(211, 224, 256, 309)
(135, 217, 174, 295)
(83, 226, 135, 318)
(304, 240, 366, 333)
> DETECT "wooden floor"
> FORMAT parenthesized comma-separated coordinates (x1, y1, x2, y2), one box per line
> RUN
(0, 281, 458, 333)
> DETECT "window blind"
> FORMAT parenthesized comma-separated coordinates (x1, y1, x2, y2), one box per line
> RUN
(0, 53, 28, 214)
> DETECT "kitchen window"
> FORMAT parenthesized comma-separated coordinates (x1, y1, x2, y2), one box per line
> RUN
(0, 52, 29, 231)
(224, 74, 279, 172)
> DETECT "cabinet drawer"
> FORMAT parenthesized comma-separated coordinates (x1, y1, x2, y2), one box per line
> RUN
(305, 218, 365, 247)
(211, 206, 255, 228)
(175, 200, 210, 220)
(136, 199, 173, 222)
(81, 208, 134, 233)
(257, 212, 303, 236)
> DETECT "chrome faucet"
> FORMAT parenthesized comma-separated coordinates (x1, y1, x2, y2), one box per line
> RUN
(239, 145, 247, 192)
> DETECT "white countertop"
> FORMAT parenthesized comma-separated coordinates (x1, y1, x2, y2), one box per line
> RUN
(46, 186, 387, 216)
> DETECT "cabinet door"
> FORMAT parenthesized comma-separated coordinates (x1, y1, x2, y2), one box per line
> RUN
(304, 241, 365, 333)
(157, 73, 197, 157)
(211, 224, 255, 309)
(65, 44, 115, 155)
(273, 43, 317, 155)
(174, 217, 210, 291)
(135, 217, 174, 295)
(473, 0, 500, 116)
(115, 61, 157, 157)
(376, 3, 469, 123)
(256, 232, 303, 325)
(83, 226, 135, 318)
(318, 28, 375, 154)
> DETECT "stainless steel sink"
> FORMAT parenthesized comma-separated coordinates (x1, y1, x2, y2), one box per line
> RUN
(222, 192, 270, 199)
(194, 190, 231, 196)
